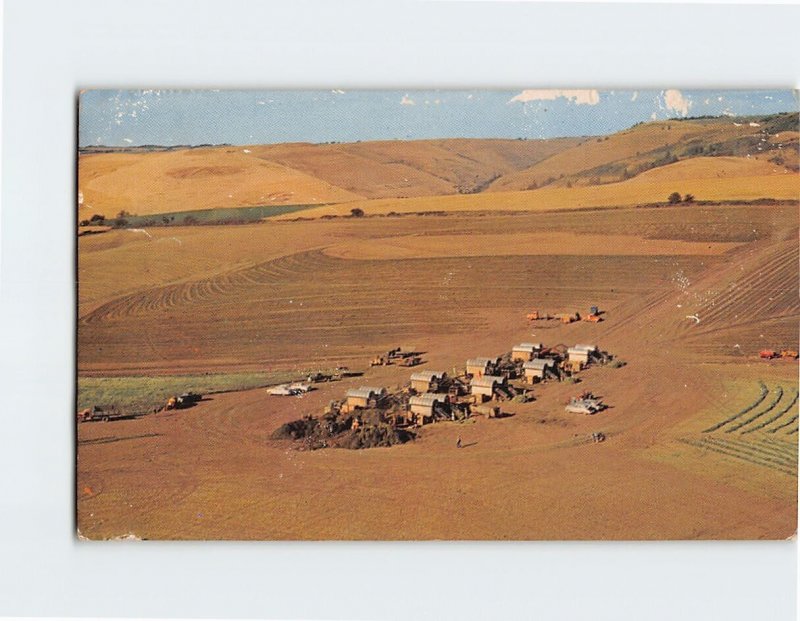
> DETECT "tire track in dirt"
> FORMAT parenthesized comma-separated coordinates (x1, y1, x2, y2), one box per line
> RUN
(80, 249, 333, 325)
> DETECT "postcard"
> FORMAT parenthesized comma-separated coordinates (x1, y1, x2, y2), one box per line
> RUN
(77, 89, 799, 540)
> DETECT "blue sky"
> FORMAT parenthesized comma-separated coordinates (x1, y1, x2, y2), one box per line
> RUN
(79, 89, 798, 147)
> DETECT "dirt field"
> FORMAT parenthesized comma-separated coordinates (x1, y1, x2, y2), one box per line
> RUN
(77, 202, 798, 539)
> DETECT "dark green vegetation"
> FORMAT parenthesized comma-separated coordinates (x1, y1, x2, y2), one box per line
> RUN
(78, 371, 308, 413)
(85, 203, 319, 228)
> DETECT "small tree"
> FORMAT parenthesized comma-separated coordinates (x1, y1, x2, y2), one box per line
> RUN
(89, 214, 105, 222)
(683, 193, 695, 203)
(667, 192, 682, 204)
(350, 207, 365, 218)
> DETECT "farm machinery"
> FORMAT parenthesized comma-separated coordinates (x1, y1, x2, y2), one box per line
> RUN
(565, 392, 606, 415)
(162, 392, 203, 411)
(78, 405, 126, 423)
(269, 383, 313, 396)
(526, 310, 584, 324)
(307, 366, 362, 382)
(398, 355, 422, 367)
(526, 309, 552, 321)
(370, 346, 423, 367)
(760, 349, 799, 361)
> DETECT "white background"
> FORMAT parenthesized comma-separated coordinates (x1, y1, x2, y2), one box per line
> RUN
(1, 1, 799, 619)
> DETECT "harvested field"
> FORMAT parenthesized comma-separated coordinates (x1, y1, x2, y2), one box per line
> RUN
(276, 173, 799, 219)
(78, 236, 721, 373)
(78, 200, 799, 540)
(325, 232, 741, 260)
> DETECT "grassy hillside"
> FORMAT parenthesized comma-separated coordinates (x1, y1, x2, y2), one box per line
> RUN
(487, 113, 798, 192)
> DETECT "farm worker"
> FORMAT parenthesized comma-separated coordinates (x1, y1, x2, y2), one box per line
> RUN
(456, 436, 462, 449)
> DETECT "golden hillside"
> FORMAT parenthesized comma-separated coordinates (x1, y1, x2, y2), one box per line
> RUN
(78, 113, 798, 220)
(248, 137, 583, 199)
(488, 115, 798, 191)
(78, 138, 581, 218)
(78, 147, 363, 217)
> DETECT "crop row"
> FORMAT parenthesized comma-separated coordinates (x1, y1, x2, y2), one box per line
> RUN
(726, 386, 784, 433)
(744, 389, 798, 435)
(702, 382, 768, 433)
(680, 437, 797, 477)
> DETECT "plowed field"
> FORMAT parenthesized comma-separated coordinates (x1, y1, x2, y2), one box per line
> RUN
(77, 203, 799, 539)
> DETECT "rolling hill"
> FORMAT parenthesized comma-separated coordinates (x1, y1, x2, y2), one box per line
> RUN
(487, 113, 798, 192)
(78, 112, 798, 220)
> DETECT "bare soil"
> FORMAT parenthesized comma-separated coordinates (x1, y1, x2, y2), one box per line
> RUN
(77, 203, 799, 540)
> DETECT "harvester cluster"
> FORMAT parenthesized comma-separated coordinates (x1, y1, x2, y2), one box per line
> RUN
(527, 305, 604, 324)
(759, 349, 799, 361)
(277, 339, 615, 450)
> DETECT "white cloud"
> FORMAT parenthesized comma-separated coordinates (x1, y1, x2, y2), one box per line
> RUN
(122, 138, 133, 143)
(664, 89, 691, 116)
(400, 94, 415, 106)
(650, 112, 657, 120)
(331, 89, 346, 95)
(704, 98, 710, 105)
(508, 89, 600, 106)
(631, 91, 638, 102)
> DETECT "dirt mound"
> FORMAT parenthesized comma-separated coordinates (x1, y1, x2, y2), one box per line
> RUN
(272, 409, 415, 450)
(337, 424, 416, 450)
